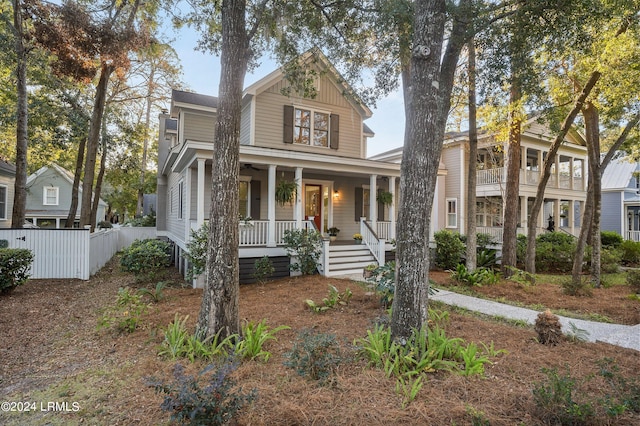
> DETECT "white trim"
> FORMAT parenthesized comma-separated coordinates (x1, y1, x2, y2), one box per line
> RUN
(302, 178, 334, 233)
(0, 184, 7, 220)
(43, 186, 59, 206)
(292, 105, 331, 149)
(446, 198, 458, 228)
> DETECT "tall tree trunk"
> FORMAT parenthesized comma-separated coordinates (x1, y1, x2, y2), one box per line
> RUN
(137, 66, 155, 217)
(11, 0, 28, 228)
(91, 130, 108, 228)
(584, 103, 602, 287)
(466, 39, 478, 273)
(501, 81, 522, 278)
(572, 101, 600, 286)
(525, 72, 600, 276)
(80, 63, 113, 229)
(66, 136, 86, 228)
(391, 0, 447, 342)
(197, 0, 249, 340)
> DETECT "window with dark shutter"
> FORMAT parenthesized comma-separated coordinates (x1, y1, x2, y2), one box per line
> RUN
(330, 114, 339, 149)
(283, 105, 294, 144)
(250, 180, 261, 219)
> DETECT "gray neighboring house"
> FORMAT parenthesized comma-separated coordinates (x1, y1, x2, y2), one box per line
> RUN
(602, 156, 640, 242)
(26, 163, 107, 228)
(0, 159, 16, 228)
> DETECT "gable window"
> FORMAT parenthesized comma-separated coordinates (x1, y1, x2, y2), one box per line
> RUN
(284, 105, 339, 149)
(43, 187, 59, 206)
(446, 198, 457, 228)
(0, 185, 6, 220)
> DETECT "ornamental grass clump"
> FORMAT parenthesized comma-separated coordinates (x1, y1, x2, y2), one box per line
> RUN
(535, 309, 562, 345)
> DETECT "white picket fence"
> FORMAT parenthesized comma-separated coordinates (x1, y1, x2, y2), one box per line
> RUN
(0, 226, 157, 280)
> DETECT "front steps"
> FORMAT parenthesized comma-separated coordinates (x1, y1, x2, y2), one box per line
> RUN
(325, 243, 377, 277)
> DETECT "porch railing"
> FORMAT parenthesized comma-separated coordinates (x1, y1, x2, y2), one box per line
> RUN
(477, 226, 578, 243)
(477, 167, 583, 190)
(627, 230, 640, 242)
(238, 219, 316, 246)
(376, 221, 392, 240)
(361, 218, 385, 264)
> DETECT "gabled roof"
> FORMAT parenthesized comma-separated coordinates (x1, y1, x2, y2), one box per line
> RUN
(243, 48, 372, 119)
(26, 163, 107, 206)
(0, 159, 16, 176)
(170, 89, 218, 117)
(602, 157, 639, 190)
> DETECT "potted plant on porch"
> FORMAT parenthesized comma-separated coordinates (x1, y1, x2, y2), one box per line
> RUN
(328, 227, 340, 242)
(352, 233, 362, 244)
(275, 179, 297, 206)
(377, 190, 393, 206)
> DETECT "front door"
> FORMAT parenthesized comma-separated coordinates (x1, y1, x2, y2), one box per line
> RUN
(305, 184, 322, 231)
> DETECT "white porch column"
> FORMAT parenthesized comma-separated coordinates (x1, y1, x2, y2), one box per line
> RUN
(369, 174, 377, 230)
(569, 157, 575, 190)
(196, 158, 206, 226)
(184, 167, 192, 242)
(521, 146, 527, 184)
(267, 165, 276, 247)
(569, 199, 576, 235)
(554, 200, 560, 230)
(555, 155, 560, 188)
(520, 196, 528, 232)
(295, 167, 303, 229)
(389, 176, 396, 240)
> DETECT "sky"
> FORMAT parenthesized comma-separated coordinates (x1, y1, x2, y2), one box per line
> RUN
(165, 23, 405, 157)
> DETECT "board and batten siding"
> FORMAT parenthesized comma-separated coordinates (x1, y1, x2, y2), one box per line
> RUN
(252, 74, 364, 159)
(183, 111, 215, 142)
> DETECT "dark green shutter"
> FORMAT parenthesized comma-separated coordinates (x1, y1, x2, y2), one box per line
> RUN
(250, 180, 261, 219)
(330, 114, 339, 149)
(283, 105, 294, 144)
(355, 187, 363, 222)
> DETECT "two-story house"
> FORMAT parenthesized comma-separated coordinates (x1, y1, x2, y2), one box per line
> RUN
(374, 118, 589, 242)
(25, 163, 108, 228)
(157, 50, 404, 281)
(601, 156, 640, 241)
(0, 159, 16, 228)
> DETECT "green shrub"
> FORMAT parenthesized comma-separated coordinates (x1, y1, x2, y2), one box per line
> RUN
(284, 329, 343, 383)
(184, 222, 209, 280)
(600, 247, 621, 274)
(619, 240, 640, 266)
(97, 220, 113, 229)
(0, 248, 34, 294)
(434, 230, 464, 270)
(120, 239, 171, 278)
(536, 232, 576, 273)
(236, 320, 290, 362)
(125, 213, 156, 227)
(98, 287, 148, 333)
(365, 261, 396, 308)
(601, 231, 623, 248)
(451, 264, 499, 287)
(282, 229, 323, 275)
(148, 362, 256, 425)
(252, 256, 275, 284)
(626, 270, 640, 294)
(516, 234, 528, 266)
(532, 367, 595, 425)
(561, 276, 593, 297)
(0, 239, 8, 249)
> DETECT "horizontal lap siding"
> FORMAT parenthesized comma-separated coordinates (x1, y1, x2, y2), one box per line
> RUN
(183, 112, 215, 142)
(239, 256, 290, 284)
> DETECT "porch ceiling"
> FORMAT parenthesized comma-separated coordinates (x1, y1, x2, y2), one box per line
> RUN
(173, 141, 401, 178)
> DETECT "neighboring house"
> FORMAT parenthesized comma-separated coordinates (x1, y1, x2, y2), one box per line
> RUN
(601, 156, 640, 241)
(0, 159, 16, 228)
(25, 163, 107, 228)
(157, 50, 402, 281)
(373, 118, 589, 243)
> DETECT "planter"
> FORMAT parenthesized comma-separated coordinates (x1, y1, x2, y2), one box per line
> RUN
(354, 239, 362, 244)
(330, 236, 337, 242)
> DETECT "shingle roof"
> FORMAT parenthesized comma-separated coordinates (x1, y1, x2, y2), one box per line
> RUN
(0, 159, 16, 176)
(172, 89, 218, 109)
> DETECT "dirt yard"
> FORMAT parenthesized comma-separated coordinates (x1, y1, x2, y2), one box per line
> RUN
(0, 259, 638, 425)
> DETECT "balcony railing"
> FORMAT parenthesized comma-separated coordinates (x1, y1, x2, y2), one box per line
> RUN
(477, 167, 584, 190)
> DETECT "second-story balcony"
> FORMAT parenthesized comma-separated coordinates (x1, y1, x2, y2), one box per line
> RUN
(477, 167, 585, 191)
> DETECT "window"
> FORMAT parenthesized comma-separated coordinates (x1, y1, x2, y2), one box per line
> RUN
(446, 199, 457, 228)
(239, 180, 250, 218)
(43, 187, 59, 206)
(294, 108, 329, 147)
(0, 185, 6, 220)
(177, 181, 184, 219)
(284, 105, 339, 149)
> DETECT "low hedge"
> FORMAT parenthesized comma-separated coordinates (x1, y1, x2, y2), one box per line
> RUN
(0, 248, 34, 293)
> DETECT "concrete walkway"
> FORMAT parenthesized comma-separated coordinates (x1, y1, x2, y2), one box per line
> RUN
(431, 289, 640, 352)
(336, 274, 640, 352)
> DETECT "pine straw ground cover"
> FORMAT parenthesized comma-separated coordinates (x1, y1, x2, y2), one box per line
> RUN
(0, 258, 637, 425)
